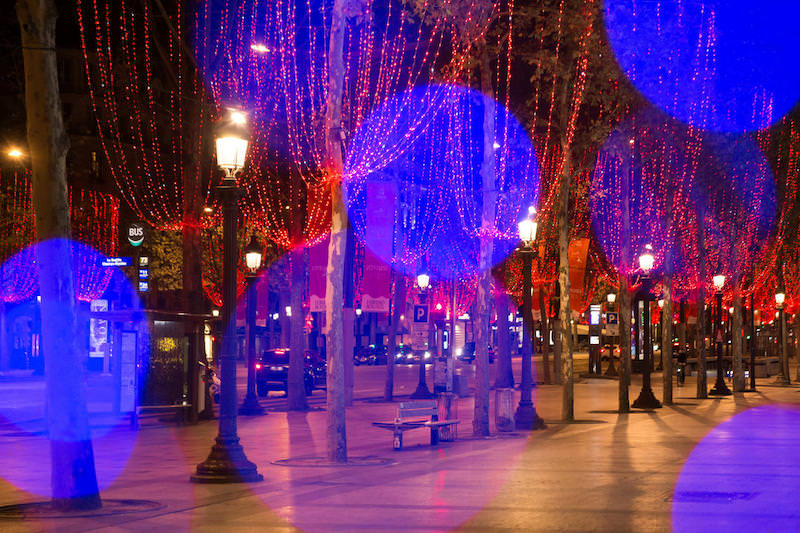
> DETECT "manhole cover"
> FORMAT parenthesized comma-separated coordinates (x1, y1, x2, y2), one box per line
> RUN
(272, 456, 396, 467)
(0, 499, 164, 520)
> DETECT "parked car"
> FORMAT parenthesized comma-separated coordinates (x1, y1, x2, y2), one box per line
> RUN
(601, 344, 621, 361)
(456, 342, 495, 364)
(353, 345, 388, 366)
(256, 348, 326, 397)
(394, 345, 415, 364)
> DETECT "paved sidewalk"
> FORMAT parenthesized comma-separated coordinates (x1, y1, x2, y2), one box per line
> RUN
(1, 370, 799, 532)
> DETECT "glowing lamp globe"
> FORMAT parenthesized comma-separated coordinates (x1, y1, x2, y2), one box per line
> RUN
(607, 293, 616, 304)
(215, 109, 250, 174)
(216, 137, 248, 173)
(417, 271, 430, 290)
(517, 206, 538, 245)
(638, 245, 655, 274)
(712, 274, 726, 292)
(775, 292, 786, 307)
(244, 235, 262, 273)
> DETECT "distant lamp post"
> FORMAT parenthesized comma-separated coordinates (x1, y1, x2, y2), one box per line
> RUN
(774, 291, 790, 385)
(193, 109, 262, 483)
(239, 235, 265, 416)
(632, 245, 661, 409)
(7, 148, 23, 159)
(607, 293, 616, 305)
(515, 207, 545, 429)
(410, 265, 433, 399)
(709, 274, 732, 395)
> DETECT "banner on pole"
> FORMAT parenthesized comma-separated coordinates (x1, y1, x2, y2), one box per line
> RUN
(309, 236, 329, 312)
(569, 238, 590, 313)
(361, 182, 396, 312)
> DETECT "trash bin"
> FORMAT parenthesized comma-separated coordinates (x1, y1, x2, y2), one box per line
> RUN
(494, 388, 515, 432)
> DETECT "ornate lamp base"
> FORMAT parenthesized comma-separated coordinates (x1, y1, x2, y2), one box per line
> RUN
(191, 436, 263, 483)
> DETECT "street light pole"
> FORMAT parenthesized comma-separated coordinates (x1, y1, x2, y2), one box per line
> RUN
(632, 245, 661, 409)
(709, 274, 731, 396)
(192, 110, 262, 483)
(239, 236, 265, 416)
(515, 207, 545, 430)
(775, 292, 790, 385)
(410, 268, 433, 399)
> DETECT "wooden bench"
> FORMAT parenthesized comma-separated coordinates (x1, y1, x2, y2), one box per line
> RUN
(372, 400, 460, 450)
(131, 404, 191, 428)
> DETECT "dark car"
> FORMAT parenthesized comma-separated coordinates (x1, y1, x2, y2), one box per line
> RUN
(353, 345, 388, 366)
(456, 342, 496, 364)
(393, 344, 415, 364)
(256, 348, 326, 397)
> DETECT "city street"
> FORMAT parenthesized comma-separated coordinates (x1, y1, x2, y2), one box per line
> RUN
(1, 359, 798, 532)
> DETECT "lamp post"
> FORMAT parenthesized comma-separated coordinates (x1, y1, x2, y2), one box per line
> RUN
(239, 235, 265, 415)
(632, 245, 661, 409)
(192, 109, 262, 483)
(774, 291, 790, 385)
(410, 267, 433, 399)
(709, 274, 732, 395)
(515, 207, 546, 429)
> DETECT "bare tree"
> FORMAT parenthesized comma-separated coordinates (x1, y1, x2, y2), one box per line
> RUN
(323, 0, 348, 463)
(17, 0, 101, 509)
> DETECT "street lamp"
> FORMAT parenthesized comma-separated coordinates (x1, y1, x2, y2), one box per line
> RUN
(774, 291, 790, 385)
(515, 207, 545, 429)
(192, 109, 262, 483)
(632, 245, 661, 409)
(239, 235, 265, 416)
(709, 274, 732, 395)
(410, 265, 433, 399)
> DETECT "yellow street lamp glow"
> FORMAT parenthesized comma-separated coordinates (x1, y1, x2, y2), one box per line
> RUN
(712, 274, 726, 292)
(638, 244, 654, 273)
(607, 293, 616, 304)
(517, 206, 538, 245)
(775, 292, 785, 307)
(7, 148, 23, 158)
(250, 43, 270, 53)
(243, 235, 263, 273)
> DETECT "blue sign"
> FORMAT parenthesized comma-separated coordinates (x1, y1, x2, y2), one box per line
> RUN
(413, 305, 429, 323)
(138, 268, 149, 279)
(138, 281, 149, 292)
(100, 257, 132, 267)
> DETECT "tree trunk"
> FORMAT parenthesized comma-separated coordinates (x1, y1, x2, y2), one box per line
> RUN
(696, 293, 707, 398)
(288, 174, 307, 410)
(384, 274, 404, 401)
(618, 134, 631, 413)
(695, 206, 708, 399)
(619, 277, 631, 413)
(288, 245, 308, 410)
(552, 316, 562, 384)
(539, 287, 551, 384)
(558, 141, 573, 421)
(324, 0, 347, 463)
(342, 225, 355, 406)
(732, 293, 745, 392)
(661, 272, 673, 405)
(494, 291, 513, 388)
(472, 49, 497, 437)
(18, 0, 101, 509)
